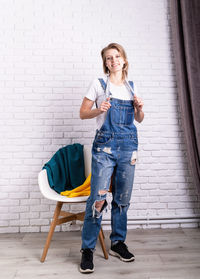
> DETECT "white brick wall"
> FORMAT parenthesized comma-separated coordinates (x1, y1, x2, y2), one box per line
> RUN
(0, 0, 199, 233)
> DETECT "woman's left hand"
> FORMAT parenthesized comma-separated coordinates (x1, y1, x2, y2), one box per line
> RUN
(134, 95, 144, 111)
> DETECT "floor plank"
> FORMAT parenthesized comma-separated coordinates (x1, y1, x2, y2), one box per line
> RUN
(0, 228, 200, 279)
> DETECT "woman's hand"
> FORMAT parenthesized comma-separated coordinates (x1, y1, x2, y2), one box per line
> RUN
(99, 98, 111, 113)
(80, 97, 111, 119)
(134, 95, 144, 111)
(134, 95, 144, 123)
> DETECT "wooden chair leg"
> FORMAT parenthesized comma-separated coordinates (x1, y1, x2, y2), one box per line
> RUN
(99, 227, 108, 259)
(101, 227, 105, 239)
(40, 201, 63, 262)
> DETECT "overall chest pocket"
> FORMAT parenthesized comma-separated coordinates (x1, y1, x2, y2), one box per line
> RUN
(111, 106, 134, 126)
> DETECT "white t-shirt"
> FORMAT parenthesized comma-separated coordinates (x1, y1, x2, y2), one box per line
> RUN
(85, 77, 139, 130)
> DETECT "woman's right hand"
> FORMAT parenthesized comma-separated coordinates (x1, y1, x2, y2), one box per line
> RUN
(99, 98, 111, 113)
(80, 97, 111, 119)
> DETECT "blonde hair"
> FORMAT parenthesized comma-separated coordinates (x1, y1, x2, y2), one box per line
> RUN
(101, 43, 129, 81)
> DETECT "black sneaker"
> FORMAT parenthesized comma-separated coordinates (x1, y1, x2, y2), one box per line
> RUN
(109, 241, 135, 262)
(79, 249, 94, 273)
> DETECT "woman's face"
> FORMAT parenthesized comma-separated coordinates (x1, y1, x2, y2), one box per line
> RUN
(105, 48, 125, 74)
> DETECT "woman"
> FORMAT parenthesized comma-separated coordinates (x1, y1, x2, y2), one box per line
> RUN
(79, 43, 144, 273)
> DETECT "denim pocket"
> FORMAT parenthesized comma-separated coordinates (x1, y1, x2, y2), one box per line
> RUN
(94, 132, 112, 145)
(122, 136, 138, 151)
(112, 107, 134, 126)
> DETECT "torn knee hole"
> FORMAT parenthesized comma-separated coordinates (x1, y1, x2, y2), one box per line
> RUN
(95, 200, 106, 212)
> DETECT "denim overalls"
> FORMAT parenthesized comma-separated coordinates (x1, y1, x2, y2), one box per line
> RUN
(81, 78, 138, 249)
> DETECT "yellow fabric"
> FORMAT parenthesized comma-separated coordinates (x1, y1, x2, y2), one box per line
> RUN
(60, 173, 91, 197)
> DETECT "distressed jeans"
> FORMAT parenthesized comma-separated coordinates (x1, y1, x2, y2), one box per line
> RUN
(81, 133, 138, 249)
(81, 98, 138, 250)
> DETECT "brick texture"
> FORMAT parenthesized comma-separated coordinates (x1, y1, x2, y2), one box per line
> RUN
(0, 0, 199, 233)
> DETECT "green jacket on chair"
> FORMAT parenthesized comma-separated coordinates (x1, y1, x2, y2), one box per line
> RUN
(43, 143, 85, 194)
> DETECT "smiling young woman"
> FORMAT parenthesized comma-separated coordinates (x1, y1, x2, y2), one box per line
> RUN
(101, 42, 129, 82)
(79, 43, 144, 273)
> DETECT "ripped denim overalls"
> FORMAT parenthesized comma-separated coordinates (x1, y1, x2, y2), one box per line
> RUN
(81, 78, 138, 249)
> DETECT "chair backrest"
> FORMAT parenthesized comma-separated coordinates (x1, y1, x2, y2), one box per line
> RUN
(83, 146, 92, 177)
(38, 145, 92, 201)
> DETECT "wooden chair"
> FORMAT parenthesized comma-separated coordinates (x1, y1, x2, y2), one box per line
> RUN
(38, 146, 108, 262)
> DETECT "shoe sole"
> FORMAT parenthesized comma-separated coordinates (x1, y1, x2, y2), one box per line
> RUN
(109, 249, 135, 262)
(79, 267, 94, 273)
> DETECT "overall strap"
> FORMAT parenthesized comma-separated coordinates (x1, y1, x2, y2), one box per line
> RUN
(98, 78, 107, 92)
(128, 80, 134, 95)
(125, 80, 134, 96)
(98, 78, 111, 100)
(95, 78, 108, 108)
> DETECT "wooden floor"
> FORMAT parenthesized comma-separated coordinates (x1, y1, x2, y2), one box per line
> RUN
(0, 228, 200, 279)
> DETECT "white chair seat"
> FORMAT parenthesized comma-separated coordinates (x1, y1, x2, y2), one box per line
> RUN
(38, 169, 88, 203)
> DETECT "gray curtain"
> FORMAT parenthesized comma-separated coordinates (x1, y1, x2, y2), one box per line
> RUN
(170, 0, 200, 193)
